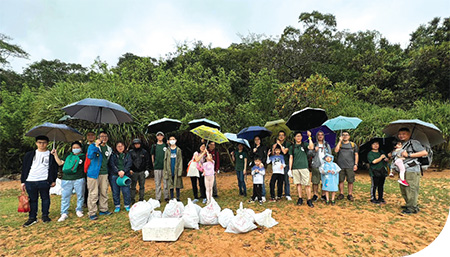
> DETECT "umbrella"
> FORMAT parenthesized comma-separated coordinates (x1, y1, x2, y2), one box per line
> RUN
(382, 119, 444, 147)
(286, 107, 328, 131)
(237, 126, 272, 141)
(62, 98, 133, 125)
(224, 133, 251, 148)
(264, 119, 292, 137)
(358, 137, 396, 163)
(147, 118, 182, 134)
(301, 125, 337, 149)
(190, 125, 229, 144)
(323, 116, 362, 131)
(188, 118, 220, 130)
(25, 122, 84, 149)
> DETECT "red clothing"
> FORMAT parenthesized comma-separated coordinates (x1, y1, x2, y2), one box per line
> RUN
(208, 148, 220, 172)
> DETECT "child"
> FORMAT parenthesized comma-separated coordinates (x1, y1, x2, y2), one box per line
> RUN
(267, 146, 285, 202)
(249, 157, 265, 205)
(202, 153, 215, 205)
(231, 144, 247, 197)
(390, 141, 409, 186)
(319, 154, 341, 205)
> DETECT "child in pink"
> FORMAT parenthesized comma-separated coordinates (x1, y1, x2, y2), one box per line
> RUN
(391, 141, 409, 187)
(201, 153, 215, 205)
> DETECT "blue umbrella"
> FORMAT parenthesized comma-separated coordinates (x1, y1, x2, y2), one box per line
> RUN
(237, 126, 272, 141)
(301, 125, 337, 149)
(25, 122, 84, 149)
(62, 98, 133, 125)
(323, 116, 362, 131)
(382, 119, 444, 147)
(224, 133, 251, 148)
(188, 118, 220, 130)
(148, 118, 182, 134)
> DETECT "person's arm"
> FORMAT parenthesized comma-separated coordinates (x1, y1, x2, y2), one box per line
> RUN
(370, 153, 386, 164)
(266, 155, 272, 165)
(281, 143, 289, 155)
(244, 158, 247, 174)
(289, 155, 293, 171)
(87, 143, 101, 160)
(260, 167, 265, 176)
(353, 152, 359, 171)
(307, 131, 314, 150)
(335, 136, 343, 153)
(319, 164, 325, 174)
(123, 154, 132, 176)
(230, 150, 235, 162)
(51, 149, 64, 166)
(108, 154, 119, 175)
(402, 150, 428, 158)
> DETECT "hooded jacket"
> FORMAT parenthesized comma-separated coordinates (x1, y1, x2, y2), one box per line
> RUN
(309, 137, 332, 168)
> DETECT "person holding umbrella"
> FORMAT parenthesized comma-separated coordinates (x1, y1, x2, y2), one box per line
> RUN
(309, 130, 332, 202)
(163, 135, 183, 201)
(335, 131, 359, 201)
(272, 131, 292, 201)
(21, 135, 59, 227)
(151, 131, 169, 202)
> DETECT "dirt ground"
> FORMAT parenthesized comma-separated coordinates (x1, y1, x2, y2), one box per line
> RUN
(1, 168, 449, 256)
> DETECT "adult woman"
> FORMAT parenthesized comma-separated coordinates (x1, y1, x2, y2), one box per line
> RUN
(367, 141, 389, 204)
(187, 143, 207, 203)
(53, 141, 86, 222)
(108, 142, 132, 212)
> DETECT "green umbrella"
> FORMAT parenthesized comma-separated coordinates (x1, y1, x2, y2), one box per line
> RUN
(264, 119, 292, 137)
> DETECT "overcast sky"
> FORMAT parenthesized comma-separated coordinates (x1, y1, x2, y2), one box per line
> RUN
(1, 0, 449, 73)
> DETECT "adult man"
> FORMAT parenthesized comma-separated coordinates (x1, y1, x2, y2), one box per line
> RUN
(272, 131, 292, 200)
(86, 131, 112, 220)
(208, 142, 220, 199)
(82, 131, 96, 207)
(309, 131, 332, 201)
(163, 135, 183, 200)
(289, 131, 314, 207)
(395, 127, 427, 214)
(21, 135, 58, 227)
(335, 131, 358, 201)
(151, 131, 169, 202)
(129, 138, 150, 204)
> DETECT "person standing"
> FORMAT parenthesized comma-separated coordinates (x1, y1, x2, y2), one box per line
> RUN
(267, 146, 285, 201)
(208, 142, 220, 199)
(109, 142, 132, 212)
(151, 131, 169, 202)
(129, 138, 150, 204)
(252, 136, 268, 202)
(272, 131, 292, 200)
(231, 143, 248, 197)
(289, 131, 314, 207)
(335, 131, 358, 201)
(309, 131, 332, 201)
(248, 157, 265, 205)
(82, 131, 96, 207)
(367, 141, 389, 204)
(163, 136, 183, 201)
(21, 135, 58, 227)
(188, 144, 207, 203)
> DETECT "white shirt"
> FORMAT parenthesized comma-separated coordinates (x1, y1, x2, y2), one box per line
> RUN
(318, 143, 325, 165)
(27, 150, 50, 182)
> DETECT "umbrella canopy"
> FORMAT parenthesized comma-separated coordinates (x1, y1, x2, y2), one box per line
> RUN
(323, 116, 362, 131)
(25, 122, 83, 145)
(147, 118, 182, 134)
(224, 133, 251, 148)
(62, 98, 133, 125)
(188, 118, 220, 130)
(359, 137, 396, 163)
(382, 119, 444, 147)
(301, 125, 337, 149)
(264, 119, 292, 137)
(286, 107, 328, 131)
(190, 125, 229, 144)
(237, 126, 272, 141)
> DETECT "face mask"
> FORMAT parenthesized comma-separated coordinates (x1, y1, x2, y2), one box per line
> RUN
(169, 140, 176, 145)
(72, 148, 82, 154)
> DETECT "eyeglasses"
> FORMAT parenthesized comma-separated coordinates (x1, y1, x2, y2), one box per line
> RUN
(36, 141, 48, 145)
(99, 136, 108, 138)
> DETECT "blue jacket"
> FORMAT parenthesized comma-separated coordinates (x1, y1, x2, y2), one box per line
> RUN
(108, 152, 132, 177)
(86, 144, 103, 179)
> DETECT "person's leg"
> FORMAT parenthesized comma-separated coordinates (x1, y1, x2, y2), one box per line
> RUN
(284, 165, 291, 197)
(331, 191, 335, 201)
(87, 178, 99, 217)
(38, 181, 51, 218)
(251, 184, 258, 201)
(60, 180, 73, 215)
(256, 184, 262, 202)
(74, 178, 85, 212)
(269, 175, 276, 199)
(138, 172, 146, 201)
(170, 188, 174, 199)
(395, 159, 406, 181)
(297, 184, 302, 198)
(236, 170, 242, 194)
(302, 169, 312, 200)
(130, 172, 138, 204)
(191, 177, 199, 199)
(325, 191, 329, 201)
(262, 175, 266, 197)
(163, 177, 170, 200)
(199, 174, 206, 199)
(370, 175, 375, 201)
(212, 175, 218, 197)
(306, 185, 312, 200)
(122, 185, 131, 208)
(311, 168, 320, 197)
(25, 182, 39, 220)
(176, 188, 180, 200)
(348, 183, 354, 196)
(205, 176, 213, 202)
(379, 176, 385, 202)
(276, 174, 283, 198)
(405, 172, 420, 212)
(98, 174, 109, 212)
(347, 168, 355, 199)
(338, 169, 346, 196)
(109, 175, 120, 208)
(371, 176, 377, 201)
(153, 169, 162, 201)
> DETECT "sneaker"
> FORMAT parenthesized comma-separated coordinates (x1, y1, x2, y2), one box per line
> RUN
(270, 198, 277, 202)
(398, 179, 409, 186)
(202, 198, 207, 204)
(42, 216, 51, 223)
(286, 196, 293, 201)
(76, 211, 84, 218)
(259, 201, 263, 205)
(326, 200, 330, 205)
(176, 198, 181, 202)
(370, 199, 377, 204)
(23, 218, 38, 227)
(389, 172, 394, 177)
(379, 199, 386, 204)
(297, 198, 303, 206)
(262, 196, 266, 202)
(58, 214, 69, 222)
(125, 207, 130, 212)
(312, 195, 318, 202)
(331, 200, 336, 206)
(307, 199, 314, 208)
(275, 196, 281, 201)
(192, 199, 199, 203)
(164, 198, 170, 203)
(347, 195, 354, 201)
(114, 207, 121, 213)
(99, 211, 112, 216)
(337, 194, 345, 200)
(89, 215, 98, 220)
(248, 199, 255, 203)
(401, 209, 414, 215)
(321, 195, 327, 201)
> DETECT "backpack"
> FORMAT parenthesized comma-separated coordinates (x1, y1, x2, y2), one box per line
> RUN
(63, 154, 81, 174)
(403, 140, 433, 171)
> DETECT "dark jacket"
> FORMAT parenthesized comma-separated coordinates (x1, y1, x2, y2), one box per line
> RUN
(208, 148, 220, 172)
(108, 152, 132, 177)
(21, 150, 58, 184)
(252, 144, 268, 164)
(129, 147, 150, 172)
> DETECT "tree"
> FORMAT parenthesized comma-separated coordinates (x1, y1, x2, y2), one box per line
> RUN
(0, 34, 29, 67)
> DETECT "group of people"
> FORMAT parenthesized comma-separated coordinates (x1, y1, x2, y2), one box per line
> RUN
(20, 125, 427, 227)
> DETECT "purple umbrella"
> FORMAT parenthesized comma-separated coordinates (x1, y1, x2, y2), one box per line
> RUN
(301, 125, 337, 149)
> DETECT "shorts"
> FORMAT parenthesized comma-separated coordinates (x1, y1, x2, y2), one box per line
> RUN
(339, 168, 355, 183)
(293, 169, 310, 186)
(311, 167, 321, 185)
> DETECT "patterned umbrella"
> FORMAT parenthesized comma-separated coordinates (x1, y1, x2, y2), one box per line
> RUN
(190, 125, 229, 144)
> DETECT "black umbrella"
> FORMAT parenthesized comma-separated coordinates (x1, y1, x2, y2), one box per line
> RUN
(25, 122, 84, 149)
(359, 137, 396, 163)
(188, 118, 220, 130)
(147, 118, 182, 134)
(286, 107, 328, 131)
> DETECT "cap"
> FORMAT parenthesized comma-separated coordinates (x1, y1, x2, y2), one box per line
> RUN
(132, 138, 141, 144)
(156, 131, 164, 136)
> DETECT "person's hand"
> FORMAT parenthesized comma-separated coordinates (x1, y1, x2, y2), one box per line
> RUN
(51, 149, 57, 155)
(259, 163, 264, 168)
(288, 170, 293, 178)
(327, 170, 332, 173)
(353, 164, 358, 172)
(130, 170, 134, 175)
(95, 139, 102, 147)
(50, 182, 56, 187)
(380, 154, 386, 159)
(253, 148, 257, 153)
(118, 171, 125, 178)
(315, 146, 319, 152)
(402, 151, 409, 158)
(21, 183, 26, 192)
(307, 131, 311, 137)
(267, 149, 271, 156)
(331, 171, 335, 174)
(281, 165, 284, 169)
(339, 136, 343, 142)
(384, 158, 389, 162)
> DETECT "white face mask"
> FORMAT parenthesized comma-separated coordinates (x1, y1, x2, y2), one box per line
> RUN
(169, 140, 176, 145)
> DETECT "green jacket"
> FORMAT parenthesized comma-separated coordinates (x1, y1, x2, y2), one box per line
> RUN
(163, 146, 183, 189)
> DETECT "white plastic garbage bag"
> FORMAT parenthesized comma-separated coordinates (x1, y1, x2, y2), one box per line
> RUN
(199, 198, 221, 225)
(147, 198, 161, 210)
(254, 209, 278, 228)
(129, 200, 153, 231)
(49, 178, 62, 195)
(162, 199, 184, 218)
(182, 198, 200, 229)
(237, 204, 256, 223)
(225, 202, 257, 234)
(151, 210, 162, 219)
(218, 208, 234, 228)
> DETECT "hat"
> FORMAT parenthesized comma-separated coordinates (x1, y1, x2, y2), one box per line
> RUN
(156, 131, 164, 136)
(132, 138, 141, 144)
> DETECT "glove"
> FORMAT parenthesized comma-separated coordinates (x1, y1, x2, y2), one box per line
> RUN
(288, 170, 293, 178)
(144, 170, 149, 178)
